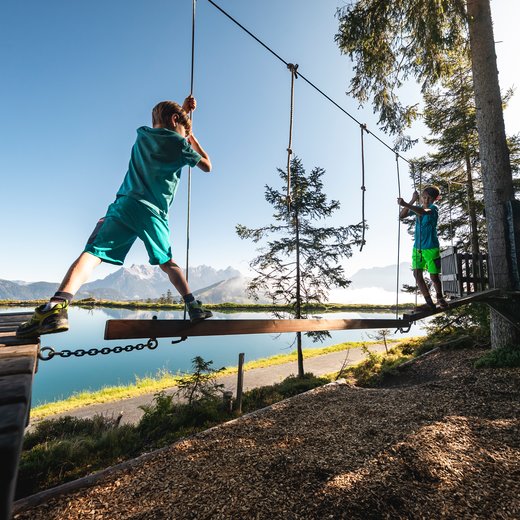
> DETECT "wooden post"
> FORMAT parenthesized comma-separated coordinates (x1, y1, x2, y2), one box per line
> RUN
(235, 353, 245, 414)
(222, 391, 233, 414)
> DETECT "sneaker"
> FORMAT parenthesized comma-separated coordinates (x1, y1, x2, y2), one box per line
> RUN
(414, 301, 436, 312)
(187, 300, 213, 323)
(16, 301, 69, 338)
(437, 298, 449, 309)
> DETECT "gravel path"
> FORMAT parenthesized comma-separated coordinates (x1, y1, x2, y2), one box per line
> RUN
(15, 347, 520, 519)
(31, 343, 387, 427)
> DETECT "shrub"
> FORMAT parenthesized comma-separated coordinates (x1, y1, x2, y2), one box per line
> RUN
(474, 346, 520, 368)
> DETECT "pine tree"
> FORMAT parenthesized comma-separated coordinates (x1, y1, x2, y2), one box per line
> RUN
(336, 0, 519, 348)
(237, 157, 363, 377)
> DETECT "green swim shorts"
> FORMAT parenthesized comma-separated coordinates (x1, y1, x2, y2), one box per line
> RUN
(84, 196, 172, 266)
(412, 247, 441, 274)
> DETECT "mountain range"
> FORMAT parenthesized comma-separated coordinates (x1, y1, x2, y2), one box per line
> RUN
(0, 263, 414, 303)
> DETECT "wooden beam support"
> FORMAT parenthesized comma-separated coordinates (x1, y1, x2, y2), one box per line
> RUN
(105, 317, 411, 340)
(403, 288, 502, 322)
(0, 313, 39, 520)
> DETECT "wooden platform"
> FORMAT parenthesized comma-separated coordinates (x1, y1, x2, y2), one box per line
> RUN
(403, 288, 502, 322)
(104, 317, 412, 340)
(0, 312, 39, 520)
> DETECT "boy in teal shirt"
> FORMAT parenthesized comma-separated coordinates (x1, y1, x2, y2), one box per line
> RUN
(18, 96, 213, 338)
(398, 186, 448, 310)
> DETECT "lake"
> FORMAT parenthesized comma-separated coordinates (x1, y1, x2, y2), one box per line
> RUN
(3, 306, 426, 406)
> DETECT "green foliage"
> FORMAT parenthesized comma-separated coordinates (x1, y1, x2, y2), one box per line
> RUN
(335, 0, 468, 139)
(425, 303, 490, 343)
(18, 416, 141, 499)
(175, 356, 225, 405)
(237, 157, 363, 351)
(475, 346, 520, 369)
(138, 392, 226, 448)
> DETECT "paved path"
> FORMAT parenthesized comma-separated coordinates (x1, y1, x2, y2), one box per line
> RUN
(29, 343, 387, 427)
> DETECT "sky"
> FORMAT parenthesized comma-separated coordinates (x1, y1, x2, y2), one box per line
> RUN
(1, 0, 519, 301)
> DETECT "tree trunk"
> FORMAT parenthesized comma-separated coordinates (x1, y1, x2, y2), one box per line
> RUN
(295, 200, 305, 377)
(466, 0, 519, 347)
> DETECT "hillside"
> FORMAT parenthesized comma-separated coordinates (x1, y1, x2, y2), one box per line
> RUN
(15, 347, 520, 519)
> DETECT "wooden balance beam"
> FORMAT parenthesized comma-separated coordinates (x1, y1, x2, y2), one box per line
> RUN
(104, 317, 411, 340)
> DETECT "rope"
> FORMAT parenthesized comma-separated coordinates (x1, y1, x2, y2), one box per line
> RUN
(184, 0, 197, 320)
(205, 0, 412, 167)
(395, 153, 402, 319)
(411, 162, 418, 308)
(360, 124, 367, 251)
(286, 63, 298, 208)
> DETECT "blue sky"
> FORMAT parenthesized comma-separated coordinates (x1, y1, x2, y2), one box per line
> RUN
(1, 0, 519, 297)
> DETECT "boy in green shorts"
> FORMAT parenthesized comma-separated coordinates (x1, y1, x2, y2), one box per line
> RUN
(398, 186, 448, 311)
(18, 96, 213, 338)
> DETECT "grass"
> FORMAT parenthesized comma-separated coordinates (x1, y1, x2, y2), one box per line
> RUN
(31, 339, 398, 420)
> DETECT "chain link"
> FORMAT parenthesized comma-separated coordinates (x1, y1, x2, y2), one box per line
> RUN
(38, 338, 161, 361)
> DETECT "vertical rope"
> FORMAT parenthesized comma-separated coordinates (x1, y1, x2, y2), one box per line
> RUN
(286, 63, 298, 209)
(360, 124, 367, 251)
(184, 0, 197, 320)
(411, 162, 418, 308)
(395, 153, 402, 319)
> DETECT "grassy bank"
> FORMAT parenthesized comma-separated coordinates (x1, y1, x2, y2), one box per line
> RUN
(31, 339, 399, 420)
(0, 299, 414, 312)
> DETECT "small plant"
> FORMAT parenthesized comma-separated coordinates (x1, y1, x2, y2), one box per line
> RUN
(176, 356, 225, 405)
(474, 346, 520, 369)
(367, 329, 393, 354)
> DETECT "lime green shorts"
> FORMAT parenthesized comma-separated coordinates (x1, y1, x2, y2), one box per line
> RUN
(412, 247, 441, 274)
(84, 197, 172, 266)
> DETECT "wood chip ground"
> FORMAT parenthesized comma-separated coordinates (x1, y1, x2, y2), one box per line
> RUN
(15, 348, 520, 519)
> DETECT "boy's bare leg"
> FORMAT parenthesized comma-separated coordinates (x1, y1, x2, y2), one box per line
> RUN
(159, 259, 190, 296)
(58, 252, 103, 295)
(159, 259, 212, 321)
(413, 269, 434, 304)
(430, 274, 443, 300)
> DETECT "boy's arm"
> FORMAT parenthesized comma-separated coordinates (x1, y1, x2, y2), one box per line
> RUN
(397, 191, 427, 218)
(188, 134, 212, 172)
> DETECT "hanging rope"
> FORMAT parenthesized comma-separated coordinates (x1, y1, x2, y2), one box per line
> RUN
(286, 63, 298, 209)
(359, 124, 367, 251)
(410, 162, 418, 308)
(395, 153, 402, 319)
(184, 0, 197, 320)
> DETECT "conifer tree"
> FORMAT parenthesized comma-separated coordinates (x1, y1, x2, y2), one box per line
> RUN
(237, 158, 363, 377)
(336, 0, 519, 348)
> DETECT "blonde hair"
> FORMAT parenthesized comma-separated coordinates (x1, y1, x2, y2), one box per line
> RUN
(152, 101, 192, 134)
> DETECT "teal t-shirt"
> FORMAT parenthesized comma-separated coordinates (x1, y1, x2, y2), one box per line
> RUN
(116, 127, 201, 218)
(414, 203, 439, 250)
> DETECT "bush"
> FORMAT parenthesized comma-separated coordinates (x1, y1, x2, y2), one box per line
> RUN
(474, 346, 520, 368)
(242, 373, 329, 412)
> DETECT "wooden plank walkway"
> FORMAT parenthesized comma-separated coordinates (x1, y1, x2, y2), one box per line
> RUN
(104, 317, 412, 340)
(0, 312, 39, 520)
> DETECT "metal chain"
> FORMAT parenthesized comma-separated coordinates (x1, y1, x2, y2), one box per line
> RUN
(38, 337, 187, 361)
